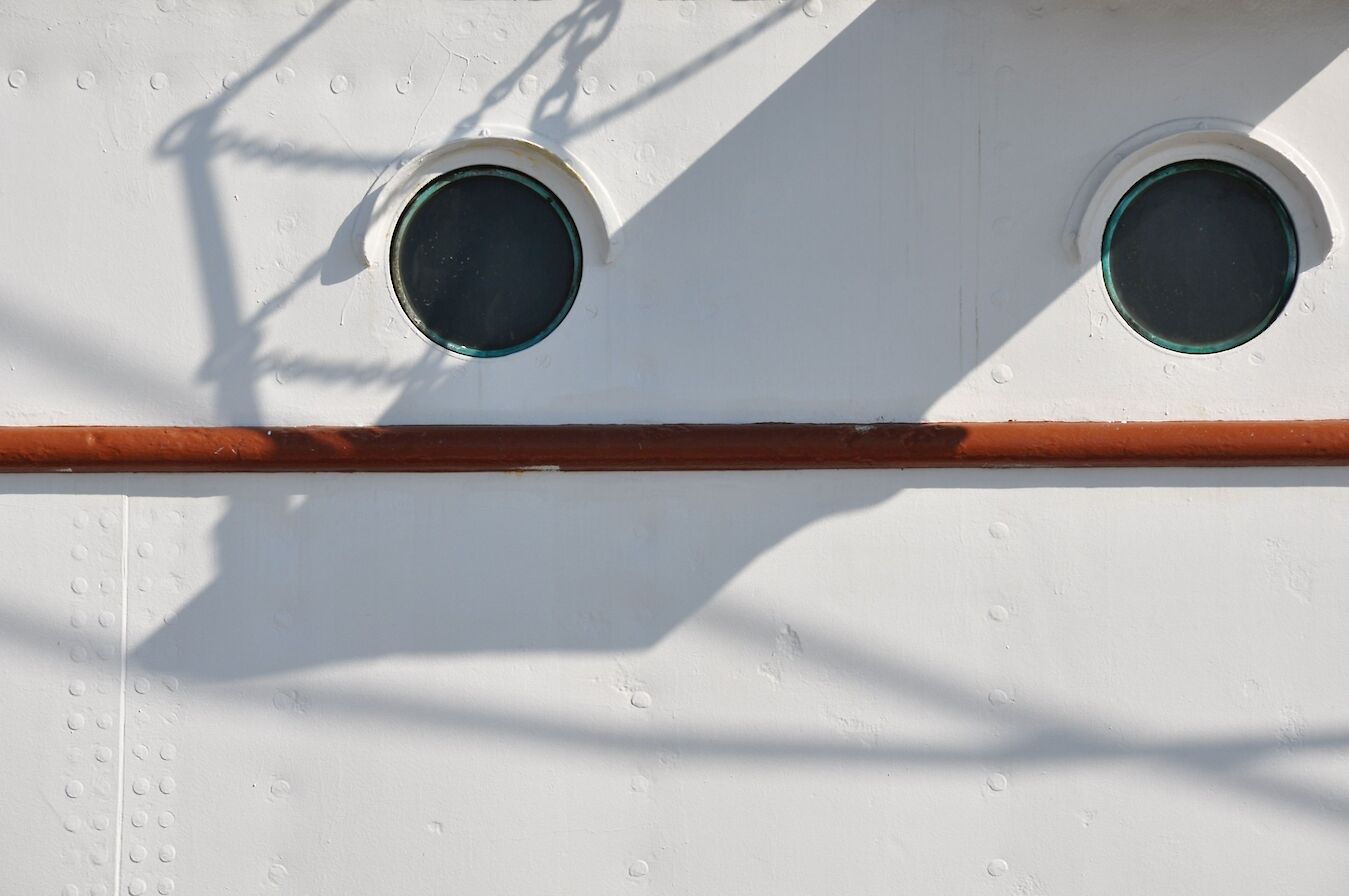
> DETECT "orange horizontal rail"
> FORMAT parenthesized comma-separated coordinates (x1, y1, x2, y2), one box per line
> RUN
(0, 421, 1347, 472)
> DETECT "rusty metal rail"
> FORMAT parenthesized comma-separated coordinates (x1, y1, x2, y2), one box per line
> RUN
(0, 421, 1348, 472)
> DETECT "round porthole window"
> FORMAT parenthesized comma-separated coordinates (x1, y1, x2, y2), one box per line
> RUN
(390, 165, 583, 357)
(1101, 160, 1298, 353)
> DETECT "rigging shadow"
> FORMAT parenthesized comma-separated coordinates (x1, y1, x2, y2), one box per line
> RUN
(0, 0, 1320, 830)
(129, 0, 1349, 679)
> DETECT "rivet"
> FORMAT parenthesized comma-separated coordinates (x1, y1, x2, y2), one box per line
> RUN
(991, 363, 1014, 384)
(138, 577, 153, 592)
(98, 510, 116, 529)
(276, 66, 295, 85)
(1163, 362, 1179, 377)
(129, 845, 148, 863)
(72, 545, 89, 560)
(128, 878, 147, 896)
(987, 773, 1008, 792)
(74, 511, 90, 528)
(98, 611, 115, 628)
(628, 860, 649, 878)
(395, 76, 412, 94)
(97, 644, 115, 661)
(76, 71, 96, 90)
(157, 880, 175, 895)
(159, 845, 176, 862)
(70, 645, 89, 663)
(134, 677, 150, 694)
(803, 0, 823, 16)
(156, 0, 176, 10)
(95, 746, 112, 763)
(99, 578, 116, 594)
(158, 811, 175, 828)
(987, 859, 1009, 877)
(92, 885, 109, 896)
(988, 521, 1011, 540)
(92, 814, 110, 831)
(988, 605, 1009, 622)
(988, 688, 1012, 706)
(96, 713, 113, 730)
(132, 777, 150, 795)
(150, 73, 168, 90)
(581, 76, 599, 95)
(222, 71, 240, 90)
(137, 542, 154, 559)
(64, 815, 81, 832)
(269, 779, 290, 797)
(163, 676, 179, 692)
(160, 744, 177, 761)
(69, 679, 87, 696)
(71, 610, 88, 628)
(133, 744, 149, 759)
(630, 774, 650, 792)
(72, 577, 90, 594)
(159, 776, 177, 794)
(63, 885, 78, 896)
(630, 690, 652, 709)
(329, 74, 349, 94)
(637, 70, 655, 86)
(65, 780, 84, 799)
(296, 0, 315, 14)
(1250, 352, 1265, 366)
(68, 713, 86, 731)
(131, 810, 147, 828)
(518, 74, 539, 96)
(1300, 299, 1315, 314)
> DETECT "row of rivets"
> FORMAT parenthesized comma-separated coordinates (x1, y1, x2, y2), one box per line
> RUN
(126, 509, 181, 896)
(65, 508, 121, 896)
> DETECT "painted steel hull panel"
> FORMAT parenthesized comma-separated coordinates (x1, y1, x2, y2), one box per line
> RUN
(3, 472, 1349, 892)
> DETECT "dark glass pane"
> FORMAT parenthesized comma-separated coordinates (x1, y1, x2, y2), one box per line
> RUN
(1102, 160, 1297, 353)
(391, 166, 583, 357)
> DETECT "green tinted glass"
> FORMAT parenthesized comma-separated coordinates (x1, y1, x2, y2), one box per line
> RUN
(1102, 160, 1297, 354)
(391, 166, 583, 357)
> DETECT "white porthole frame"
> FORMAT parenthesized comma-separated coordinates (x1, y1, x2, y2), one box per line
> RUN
(355, 127, 621, 354)
(1064, 118, 1339, 271)
(1063, 118, 1339, 355)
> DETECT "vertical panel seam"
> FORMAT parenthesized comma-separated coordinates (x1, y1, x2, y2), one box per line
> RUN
(112, 494, 129, 896)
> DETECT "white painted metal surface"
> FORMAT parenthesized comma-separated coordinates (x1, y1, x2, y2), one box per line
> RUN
(5, 1, 1349, 892)
(6, 474, 1349, 893)
(5, 0, 1349, 423)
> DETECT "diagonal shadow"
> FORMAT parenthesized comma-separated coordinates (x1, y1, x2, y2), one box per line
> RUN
(6, 0, 1349, 836)
(133, 0, 1349, 668)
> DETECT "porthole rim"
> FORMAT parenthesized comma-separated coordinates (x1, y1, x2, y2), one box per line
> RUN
(1099, 158, 1300, 356)
(388, 164, 585, 359)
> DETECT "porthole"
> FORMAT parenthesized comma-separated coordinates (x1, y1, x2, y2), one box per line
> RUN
(390, 166, 583, 357)
(1101, 160, 1298, 354)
